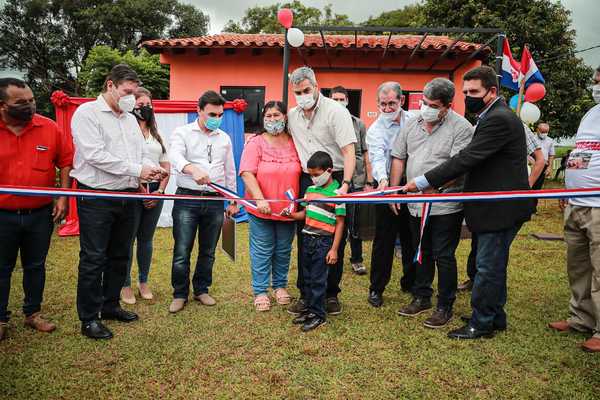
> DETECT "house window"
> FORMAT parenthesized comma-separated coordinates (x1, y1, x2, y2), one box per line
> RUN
(220, 86, 265, 133)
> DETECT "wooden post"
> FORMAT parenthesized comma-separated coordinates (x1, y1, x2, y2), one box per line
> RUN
(515, 44, 528, 118)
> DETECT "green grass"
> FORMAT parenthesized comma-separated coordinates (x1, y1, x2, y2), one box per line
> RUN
(1, 199, 599, 399)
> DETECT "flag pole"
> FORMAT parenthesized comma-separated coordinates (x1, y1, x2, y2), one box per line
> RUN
(516, 44, 528, 118)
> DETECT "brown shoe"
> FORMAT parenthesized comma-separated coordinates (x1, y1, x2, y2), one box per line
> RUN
(169, 298, 187, 313)
(423, 308, 453, 329)
(24, 312, 56, 333)
(548, 320, 571, 332)
(194, 293, 216, 306)
(0, 322, 8, 341)
(398, 297, 432, 317)
(582, 337, 600, 353)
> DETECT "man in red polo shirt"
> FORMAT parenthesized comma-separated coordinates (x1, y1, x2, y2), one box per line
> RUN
(0, 78, 73, 341)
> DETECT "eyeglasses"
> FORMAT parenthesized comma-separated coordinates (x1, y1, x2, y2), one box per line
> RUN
(206, 144, 212, 164)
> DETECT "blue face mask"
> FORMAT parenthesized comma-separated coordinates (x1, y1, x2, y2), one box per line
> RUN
(204, 116, 222, 131)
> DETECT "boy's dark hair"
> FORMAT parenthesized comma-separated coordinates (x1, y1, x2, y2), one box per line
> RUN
(330, 86, 348, 99)
(307, 151, 333, 170)
(198, 90, 226, 110)
(0, 78, 28, 102)
(463, 65, 499, 91)
(102, 64, 140, 92)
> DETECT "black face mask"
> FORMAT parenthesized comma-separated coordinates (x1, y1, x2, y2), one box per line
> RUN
(6, 103, 35, 122)
(132, 105, 154, 121)
(464, 90, 490, 115)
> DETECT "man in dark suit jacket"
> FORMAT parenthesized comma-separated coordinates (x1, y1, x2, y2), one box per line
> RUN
(402, 66, 533, 339)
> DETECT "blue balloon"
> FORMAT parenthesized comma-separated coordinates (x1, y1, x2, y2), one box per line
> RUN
(509, 94, 522, 110)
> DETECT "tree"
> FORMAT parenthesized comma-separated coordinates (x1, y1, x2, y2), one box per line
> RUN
(362, 5, 426, 28)
(78, 46, 170, 99)
(222, 1, 352, 33)
(0, 0, 209, 115)
(421, 0, 594, 137)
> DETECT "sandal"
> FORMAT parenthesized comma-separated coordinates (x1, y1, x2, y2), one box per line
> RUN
(274, 288, 292, 305)
(254, 294, 271, 312)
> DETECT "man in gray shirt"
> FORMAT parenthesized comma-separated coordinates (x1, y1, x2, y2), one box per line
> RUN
(390, 78, 474, 328)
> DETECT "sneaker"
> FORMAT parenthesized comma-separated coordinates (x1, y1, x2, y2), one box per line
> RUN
(423, 308, 453, 329)
(293, 312, 314, 325)
(351, 262, 367, 275)
(287, 298, 307, 316)
(398, 298, 432, 317)
(326, 297, 342, 315)
(169, 298, 187, 313)
(24, 312, 56, 333)
(120, 287, 136, 305)
(194, 293, 216, 306)
(301, 316, 327, 332)
(0, 322, 8, 341)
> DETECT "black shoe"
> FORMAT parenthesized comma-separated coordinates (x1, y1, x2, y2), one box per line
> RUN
(447, 324, 495, 340)
(326, 297, 342, 315)
(460, 315, 506, 331)
(81, 320, 113, 340)
(398, 297, 432, 317)
(292, 312, 314, 325)
(457, 279, 473, 291)
(287, 299, 307, 316)
(301, 316, 327, 332)
(101, 307, 139, 323)
(368, 291, 383, 307)
(423, 308, 453, 329)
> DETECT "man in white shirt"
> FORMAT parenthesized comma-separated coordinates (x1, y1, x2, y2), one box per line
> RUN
(549, 67, 600, 353)
(531, 122, 555, 210)
(168, 90, 238, 313)
(70, 64, 166, 340)
(366, 81, 415, 308)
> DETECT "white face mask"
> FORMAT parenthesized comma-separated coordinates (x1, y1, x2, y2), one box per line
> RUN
(381, 108, 400, 122)
(311, 170, 331, 187)
(295, 92, 316, 110)
(420, 104, 441, 123)
(112, 87, 136, 113)
(538, 133, 548, 140)
(593, 84, 600, 104)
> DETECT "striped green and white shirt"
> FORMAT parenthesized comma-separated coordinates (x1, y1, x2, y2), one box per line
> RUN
(302, 180, 346, 236)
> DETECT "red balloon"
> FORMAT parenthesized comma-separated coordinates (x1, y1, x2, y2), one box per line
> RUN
(525, 83, 546, 103)
(277, 8, 293, 29)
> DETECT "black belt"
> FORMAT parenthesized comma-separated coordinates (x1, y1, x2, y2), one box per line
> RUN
(0, 204, 51, 215)
(176, 187, 220, 197)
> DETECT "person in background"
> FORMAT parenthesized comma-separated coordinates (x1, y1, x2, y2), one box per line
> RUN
(531, 122, 555, 209)
(549, 67, 600, 352)
(71, 64, 166, 340)
(120, 87, 170, 304)
(240, 101, 301, 312)
(168, 90, 238, 313)
(0, 78, 73, 341)
(283, 151, 346, 332)
(286, 66, 356, 317)
(330, 86, 374, 275)
(366, 81, 416, 308)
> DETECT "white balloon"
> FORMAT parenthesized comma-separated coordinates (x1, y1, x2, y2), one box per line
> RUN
(520, 102, 541, 124)
(287, 28, 305, 48)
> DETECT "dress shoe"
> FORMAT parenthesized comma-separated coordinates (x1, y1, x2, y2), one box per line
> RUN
(0, 322, 8, 341)
(301, 316, 327, 332)
(368, 291, 383, 308)
(423, 308, 452, 329)
(326, 297, 342, 315)
(457, 279, 473, 291)
(24, 312, 56, 333)
(398, 297, 432, 317)
(581, 337, 600, 353)
(548, 320, 571, 332)
(81, 320, 113, 340)
(460, 315, 506, 331)
(287, 299, 307, 316)
(194, 293, 216, 306)
(169, 298, 187, 313)
(293, 312, 314, 325)
(101, 307, 139, 322)
(447, 324, 495, 340)
(120, 287, 136, 305)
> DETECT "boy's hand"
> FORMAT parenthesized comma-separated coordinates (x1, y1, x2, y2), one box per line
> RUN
(326, 249, 338, 265)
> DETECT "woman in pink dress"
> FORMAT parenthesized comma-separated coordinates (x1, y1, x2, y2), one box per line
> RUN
(240, 101, 301, 311)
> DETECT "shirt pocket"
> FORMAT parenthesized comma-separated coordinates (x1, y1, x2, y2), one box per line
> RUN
(33, 145, 52, 172)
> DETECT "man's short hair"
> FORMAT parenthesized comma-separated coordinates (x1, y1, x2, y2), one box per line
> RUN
(102, 64, 140, 92)
(0, 77, 28, 102)
(423, 78, 455, 106)
(331, 86, 348, 99)
(376, 82, 403, 101)
(307, 151, 333, 170)
(463, 66, 499, 91)
(198, 90, 226, 110)
(290, 66, 317, 86)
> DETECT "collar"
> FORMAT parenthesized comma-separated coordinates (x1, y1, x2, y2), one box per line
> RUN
(0, 114, 42, 133)
(477, 97, 501, 121)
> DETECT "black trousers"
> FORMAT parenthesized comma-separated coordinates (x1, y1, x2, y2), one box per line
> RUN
(466, 233, 478, 281)
(296, 171, 347, 300)
(531, 164, 548, 209)
(76, 190, 140, 322)
(369, 204, 416, 294)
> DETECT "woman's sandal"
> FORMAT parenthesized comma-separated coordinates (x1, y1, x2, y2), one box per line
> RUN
(273, 288, 292, 306)
(254, 294, 271, 312)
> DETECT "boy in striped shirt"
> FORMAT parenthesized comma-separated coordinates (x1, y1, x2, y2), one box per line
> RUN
(283, 151, 345, 331)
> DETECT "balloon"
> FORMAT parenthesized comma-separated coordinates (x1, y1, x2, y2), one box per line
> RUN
(277, 8, 293, 29)
(287, 27, 305, 48)
(525, 83, 546, 103)
(520, 102, 541, 124)
(509, 94, 523, 110)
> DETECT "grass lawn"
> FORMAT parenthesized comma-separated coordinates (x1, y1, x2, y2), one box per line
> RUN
(1, 198, 599, 399)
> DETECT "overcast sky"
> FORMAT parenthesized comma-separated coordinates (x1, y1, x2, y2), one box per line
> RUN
(184, 0, 600, 67)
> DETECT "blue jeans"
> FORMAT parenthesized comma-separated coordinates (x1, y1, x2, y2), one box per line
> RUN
(248, 215, 295, 296)
(171, 189, 224, 299)
(470, 224, 522, 331)
(125, 191, 163, 286)
(301, 234, 333, 319)
(0, 205, 53, 322)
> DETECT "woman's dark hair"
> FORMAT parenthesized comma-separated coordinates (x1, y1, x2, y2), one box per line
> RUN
(261, 100, 288, 134)
(307, 151, 333, 170)
(102, 64, 139, 92)
(134, 87, 166, 154)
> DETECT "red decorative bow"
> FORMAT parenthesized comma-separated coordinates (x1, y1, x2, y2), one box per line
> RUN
(50, 90, 70, 107)
(231, 99, 248, 113)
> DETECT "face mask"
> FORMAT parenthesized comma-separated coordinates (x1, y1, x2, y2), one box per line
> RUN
(295, 92, 316, 110)
(464, 90, 490, 115)
(311, 170, 331, 187)
(132, 105, 154, 121)
(6, 103, 35, 122)
(204, 116, 222, 131)
(420, 104, 441, 123)
(381, 108, 400, 122)
(538, 133, 548, 140)
(593, 84, 600, 104)
(337, 100, 348, 108)
(264, 119, 285, 135)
